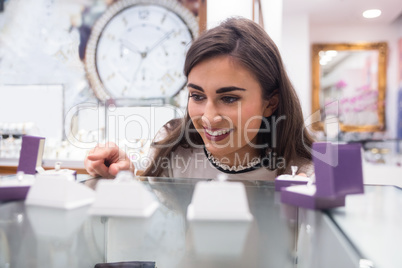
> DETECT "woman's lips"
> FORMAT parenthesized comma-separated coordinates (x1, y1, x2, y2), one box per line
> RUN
(203, 127, 233, 142)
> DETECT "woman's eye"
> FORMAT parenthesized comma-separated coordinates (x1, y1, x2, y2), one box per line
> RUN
(221, 96, 240, 104)
(189, 93, 205, 102)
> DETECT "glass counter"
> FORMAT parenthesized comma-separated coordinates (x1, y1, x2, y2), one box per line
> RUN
(1, 177, 401, 268)
(0, 177, 299, 268)
(297, 185, 402, 268)
(327, 185, 402, 268)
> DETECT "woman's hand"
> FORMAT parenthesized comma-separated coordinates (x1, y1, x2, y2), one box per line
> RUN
(84, 142, 132, 178)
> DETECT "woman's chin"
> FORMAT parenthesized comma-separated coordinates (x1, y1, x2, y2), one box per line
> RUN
(204, 143, 231, 155)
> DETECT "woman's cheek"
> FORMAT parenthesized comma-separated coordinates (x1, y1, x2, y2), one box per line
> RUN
(188, 105, 203, 122)
(243, 116, 263, 135)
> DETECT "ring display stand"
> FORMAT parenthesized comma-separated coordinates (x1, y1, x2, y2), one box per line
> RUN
(25, 174, 96, 210)
(187, 180, 253, 221)
(89, 172, 159, 217)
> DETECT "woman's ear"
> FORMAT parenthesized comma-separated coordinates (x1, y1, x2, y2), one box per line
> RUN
(263, 94, 279, 117)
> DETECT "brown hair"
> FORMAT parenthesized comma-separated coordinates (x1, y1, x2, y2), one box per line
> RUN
(143, 17, 314, 177)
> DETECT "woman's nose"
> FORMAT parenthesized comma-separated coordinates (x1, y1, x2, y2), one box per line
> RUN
(201, 101, 223, 125)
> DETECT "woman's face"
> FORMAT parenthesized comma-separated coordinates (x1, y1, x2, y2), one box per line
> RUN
(187, 56, 276, 163)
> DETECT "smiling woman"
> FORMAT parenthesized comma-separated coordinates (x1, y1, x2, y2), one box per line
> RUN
(84, 17, 315, 180)
(186, 55, 275, 166)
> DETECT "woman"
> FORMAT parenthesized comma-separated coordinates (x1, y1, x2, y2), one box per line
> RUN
(85, 17, 314, 180)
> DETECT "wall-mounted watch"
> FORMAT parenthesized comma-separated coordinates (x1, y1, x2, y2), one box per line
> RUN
(85, 0, 199, 101)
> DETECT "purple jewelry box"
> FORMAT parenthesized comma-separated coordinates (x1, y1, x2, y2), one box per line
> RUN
(0, 174, 35, 202)
(275, 175, 309, 191)
(312, 142, 364, 198)
(280, 185, 345, 210)
(0, 136, 46, 202)
(280, 142, 364, 210)
(17, 135, 46, 175)
(0, 184, 31, 201)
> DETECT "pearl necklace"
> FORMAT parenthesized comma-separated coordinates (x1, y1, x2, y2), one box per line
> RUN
(204, 148, 262, 173)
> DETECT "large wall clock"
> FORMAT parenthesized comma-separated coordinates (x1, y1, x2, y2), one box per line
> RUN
(85, 0, 199, 101)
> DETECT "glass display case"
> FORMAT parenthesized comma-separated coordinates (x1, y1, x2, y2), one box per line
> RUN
(0, 177, 299, 268)
(1, 177, 401, 268)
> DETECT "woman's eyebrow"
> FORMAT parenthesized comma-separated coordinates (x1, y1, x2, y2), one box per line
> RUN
(216, 86, 246, 94)
(187, 83, 203, 92)
(187, 83, 246, 94)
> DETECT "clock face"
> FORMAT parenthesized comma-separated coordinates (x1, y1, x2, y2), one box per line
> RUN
(85, 0, 199, 101)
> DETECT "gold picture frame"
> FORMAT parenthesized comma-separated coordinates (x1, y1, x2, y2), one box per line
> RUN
(311, 42, 388, 132)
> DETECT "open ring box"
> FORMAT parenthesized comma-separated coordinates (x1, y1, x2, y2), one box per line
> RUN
(0, 135, 46, 201)
(16, 135, 77, 179)
(280, 142, 364, 210)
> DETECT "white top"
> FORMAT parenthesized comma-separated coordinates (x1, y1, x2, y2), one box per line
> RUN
(157, 146, 313, 181)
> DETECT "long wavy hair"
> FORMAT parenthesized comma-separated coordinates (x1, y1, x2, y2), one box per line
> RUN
(143, 17, 314, 177)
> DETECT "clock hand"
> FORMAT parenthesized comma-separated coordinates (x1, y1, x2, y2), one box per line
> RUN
(130, 58, 145, 87)
(146, 30, 175, 54)
(120, 39, 147, 58)
(127, 30, 175, 84)
(126, 31, 174, 89)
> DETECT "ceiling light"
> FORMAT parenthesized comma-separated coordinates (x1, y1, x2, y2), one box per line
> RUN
(362, 9, 382, 19)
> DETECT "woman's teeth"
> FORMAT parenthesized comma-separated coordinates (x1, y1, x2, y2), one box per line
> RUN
(205, 129, 231, 136)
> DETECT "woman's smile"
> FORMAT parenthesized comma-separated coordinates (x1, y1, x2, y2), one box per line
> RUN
(203, 127, 233, 141)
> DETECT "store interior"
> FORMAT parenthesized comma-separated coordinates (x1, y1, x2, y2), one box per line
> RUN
(1, 1, 402, 267)
(0, 0, 401, 183)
